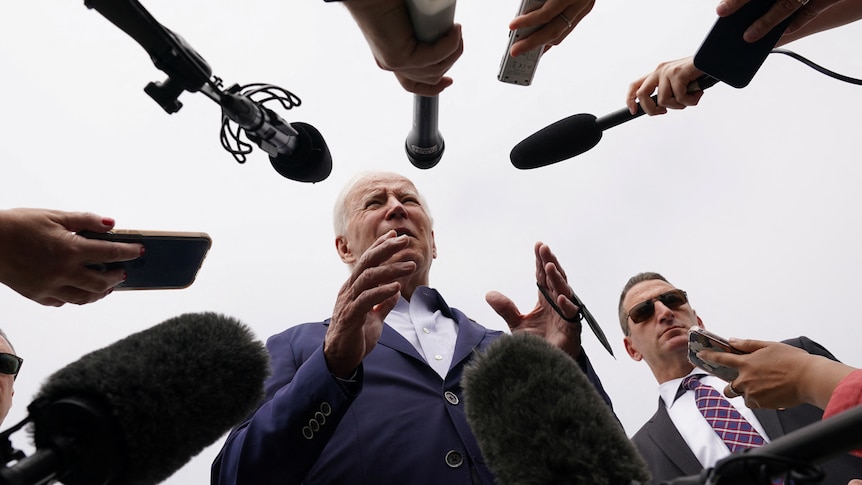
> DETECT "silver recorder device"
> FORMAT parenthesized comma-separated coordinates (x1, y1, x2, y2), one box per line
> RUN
(497, 0, 546, 86)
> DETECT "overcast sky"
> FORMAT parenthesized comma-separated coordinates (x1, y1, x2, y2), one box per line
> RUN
(1, 0, 860, 482)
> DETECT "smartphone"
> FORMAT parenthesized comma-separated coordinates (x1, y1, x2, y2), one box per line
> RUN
(79, 230, 212, 290)
(687, 327, 745, 381)
(498, 0, 546, 86)
(693, 0, 796, 88)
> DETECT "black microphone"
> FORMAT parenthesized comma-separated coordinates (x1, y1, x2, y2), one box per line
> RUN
(462, 333, 651, 485)
(510, 76, 719, 170)
(666, 404, 862, 485)
(220, 91, 332, 183)
(403, 0, 457, 169)
(85, 0, 332, 183)
(0, 312, 270, 485)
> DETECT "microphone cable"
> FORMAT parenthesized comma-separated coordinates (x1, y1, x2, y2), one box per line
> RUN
(218, 83, 302, 164)
(770, 48, 862, 85)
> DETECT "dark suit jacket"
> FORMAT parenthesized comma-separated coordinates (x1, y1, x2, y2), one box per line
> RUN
(211, 287, 612, 485)
(632, 336, 862, 484)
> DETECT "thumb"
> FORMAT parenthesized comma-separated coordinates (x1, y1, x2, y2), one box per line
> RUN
(60, 211, 115, 233)
(485, 291, 521, 328)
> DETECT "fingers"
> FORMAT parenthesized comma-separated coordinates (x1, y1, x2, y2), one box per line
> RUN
(385, 24, 464, 95)
(77, 237, 144, 264)
(724, 381, 743, 399)
(535, 242, 580, 321)
(396, 74, 454, 97)
(535, 241, 568, 283)
(508, 0, 595, 57)
(627, 57, 704, 116)
(337, 232, 416, 317)
(724, 338, 770, 353)
(716, 0, 752, 17)
(717, 0, 811, 43)
(698, 348, 744, 369)
(57, 211, 116, 233)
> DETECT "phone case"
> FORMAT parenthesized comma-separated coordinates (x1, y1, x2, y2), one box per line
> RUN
(687, 327, 744, 381)
(693, 0, 796, 88)
(80, 230, 212, 290)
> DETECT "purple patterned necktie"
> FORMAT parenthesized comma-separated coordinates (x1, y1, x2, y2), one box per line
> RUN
(681, 374, 766, 453)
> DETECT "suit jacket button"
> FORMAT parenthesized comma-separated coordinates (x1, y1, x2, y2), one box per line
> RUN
(445, 450, 464, 468)
(444, 391, 459, 405)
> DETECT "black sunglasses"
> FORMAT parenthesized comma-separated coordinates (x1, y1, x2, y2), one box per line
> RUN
(627, 289, 689, 324)
(0, 353, 23, 380)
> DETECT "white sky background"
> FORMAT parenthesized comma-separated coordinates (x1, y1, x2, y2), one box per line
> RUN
(0, 0, 860, 482)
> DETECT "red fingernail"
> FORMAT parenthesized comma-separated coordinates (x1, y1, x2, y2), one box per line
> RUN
(123, 271, 128, 281)
(101, 217, 115, 227)
(140, 246, 146, 256)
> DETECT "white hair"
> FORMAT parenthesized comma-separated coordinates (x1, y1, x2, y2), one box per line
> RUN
(332, 171, 433, 237)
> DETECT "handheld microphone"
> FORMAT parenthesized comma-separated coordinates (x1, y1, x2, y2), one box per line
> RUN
(0, 312, 270, 485)
(666, 404, 862, 485)
(84, 0, 332, 182)
(219, 88, 332, 183)
(403, 0, 457, 169)
(462, 333, 651, 485)
(510, 76, 719, 170)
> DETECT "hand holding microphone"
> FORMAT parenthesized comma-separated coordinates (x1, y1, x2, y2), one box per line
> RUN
(403, 0, 459, 169)
(84, 0, 332, 182)
(510, 75, 718, 169)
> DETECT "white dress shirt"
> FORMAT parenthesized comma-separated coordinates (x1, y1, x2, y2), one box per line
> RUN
(386, 286, 459, 379)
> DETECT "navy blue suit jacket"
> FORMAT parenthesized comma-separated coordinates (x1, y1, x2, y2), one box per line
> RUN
(211, 289, 613, 485)
(631, 336, 862, 484)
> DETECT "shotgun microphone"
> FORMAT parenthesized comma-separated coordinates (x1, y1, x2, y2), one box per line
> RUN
(510, 76, 719, 169)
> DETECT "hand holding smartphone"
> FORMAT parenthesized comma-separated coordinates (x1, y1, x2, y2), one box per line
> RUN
(693, 0, 796, 88)
(80, 230, 212, 290)
(688, 327, 746, 381)
(498, 0, 547, 86)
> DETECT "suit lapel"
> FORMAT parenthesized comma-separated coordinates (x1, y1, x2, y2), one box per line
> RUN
(753, 408, 784, 440)
(651, 400, 704, 475)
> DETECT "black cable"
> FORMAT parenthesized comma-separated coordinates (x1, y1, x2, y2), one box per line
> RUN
(770, 48, 862, 85)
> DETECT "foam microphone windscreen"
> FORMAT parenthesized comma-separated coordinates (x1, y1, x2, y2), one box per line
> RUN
(269, 121, 333, 183)
(462, 333, 650, 485)
(32, 312, 270, 485)
(510, 114, 601, 169)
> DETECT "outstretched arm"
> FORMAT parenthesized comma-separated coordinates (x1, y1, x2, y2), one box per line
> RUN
(0, 208, 142, 306)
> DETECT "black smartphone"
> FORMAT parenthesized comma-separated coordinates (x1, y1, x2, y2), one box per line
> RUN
(693, 0, 796, 88)
(80, 230, 212, 290)
(687, 327, 746, 381)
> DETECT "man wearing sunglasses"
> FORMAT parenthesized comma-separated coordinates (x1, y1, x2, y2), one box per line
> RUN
(618, 272, 862, 484)
(0, 329, 22, 426)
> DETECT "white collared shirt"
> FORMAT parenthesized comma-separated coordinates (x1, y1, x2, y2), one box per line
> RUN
(386, 286, 459, 379)
(660, 370, 772, 468)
